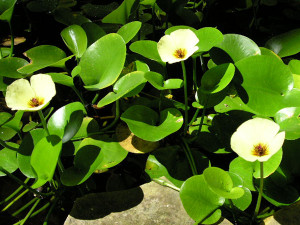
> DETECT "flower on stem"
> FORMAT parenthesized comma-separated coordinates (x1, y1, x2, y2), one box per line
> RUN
(157, 29, 199, 64)
(230, 118, 285, 162)
(5, 74, 56, 111)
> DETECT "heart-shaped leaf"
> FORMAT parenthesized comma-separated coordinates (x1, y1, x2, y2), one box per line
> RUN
(121, 105, 183, 141)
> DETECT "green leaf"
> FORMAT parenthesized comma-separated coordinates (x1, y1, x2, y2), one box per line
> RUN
(53, 8, 91, 26)
(72, 117, 100, 140)
(2, 110, 24, 133)
(275, 107, 300, 140)
(17, 45, 67, 74)
(117, 21, 142, 44)
(195, 27, 224, 53)
(97, 71, 146, 107)
(0, 112, 17, 141)
(144, 71, 183, 90)
(180, 175, 225, 224)
(31, 135, 62, 188)
(79, 33, 126, 90)
(265, 28, 300, 57)
(48, 102, 86, 143)
(235, 55, 294, 117)
(203, 167, 244, 199)
(210, 34, 260, 64)
(214, 96, 257, 114)
(102, 0, 139, 25)
(18, 129, 47, 178)
(121, 105, 183, 141)
(129, 40, 163, 63)
(200, 63, 235, 94)
(0, 142, 18, 176)
(47, 72, 74, 87)
(0, 0, 17, 22)
(61, 25, 87, 58)
(61, 136, 128, 186)
(0, 57, 29, 78)
(81, 22, 106, 47)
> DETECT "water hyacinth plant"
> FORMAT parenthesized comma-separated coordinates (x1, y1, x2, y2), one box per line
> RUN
(1, 0, 300, 224)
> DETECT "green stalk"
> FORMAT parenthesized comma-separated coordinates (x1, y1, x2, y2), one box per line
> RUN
(181, 61, 189, 135)
(188, 108, 200, 126)
(9, 21, 14, 57)
(100, 100, 120, 131)
(2, 189, 29, 212)
(192, 57, 197, 91)
(12, 197, 38, 217)
(43, 196, 60, 225)
(181, 137, 198, 175)
(0, 178, 29, 206)
(72, 86, 86, 107)
(254, 162, 264, 219)
(0, 139, 19, 151)
(38, 110, 49, 136)
(92, 92, 100, 105)
(19, 198, 41, 225)
(197, 105, 206, 138)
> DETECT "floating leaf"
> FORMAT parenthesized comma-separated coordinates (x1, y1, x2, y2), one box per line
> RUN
(79, 33, 126, 90)
(61, 24, 87, 58)
(0, 142, 19, 176)
(121, 105, 183, 141)
(117, 21, 142, 44)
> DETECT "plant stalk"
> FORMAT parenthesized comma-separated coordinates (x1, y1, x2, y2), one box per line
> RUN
(254, 162, 264, 219)
(181, 61, 189, 135)
(38, 110, 50, 136)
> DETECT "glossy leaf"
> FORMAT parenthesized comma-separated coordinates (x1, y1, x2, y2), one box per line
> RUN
(180, 175, 225, 224)
(3, 110, 23, 133)
(200, 63, 235, 94)
(31, 135, 62, 188)
(275, 107, 300, 140)
(265, 28, 300, 57)
(47, 72, 74, 87)
(18, 129, 47, 178)
(61, 24, 87, 58)
(195, 27, 224, 53)
(102, 0, 138, 25)
(144, 71, 183, 90)
(235, 55, 294, 117)
(210, 34, 260, 64)
(81, 22, 106, 47)
(0, 112, 16, 141)
(121, 105, 183, 141)
(17, 45, 68, 74)
(61, 136, 128, 186)
(117, 21, 142, 44)
(79, 33, 126, 90)
(97, 71, 146, 107)
(129, 40, 163, 63)
(0, 0, 17, 22)
(0, 57, 29, 78)
(214, 96, 257, 114)
(72, 117, 100, 140)
(0, 142, 18, 176)
(48, 102, 86, 143)
(203, 167, 244, 199)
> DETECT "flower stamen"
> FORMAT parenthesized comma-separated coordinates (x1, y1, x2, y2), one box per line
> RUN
(28, 97, 44, 108)
(252, 143, 269, 157)
(173, 48, 187, 59)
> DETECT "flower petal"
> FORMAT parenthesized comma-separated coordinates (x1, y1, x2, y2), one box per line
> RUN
(157, 34, 177, 63)
(5, 79, 35, 110)
(267, 131, 285, 158)
(30, 74, 56, 105)
(170, 29, 199, 50)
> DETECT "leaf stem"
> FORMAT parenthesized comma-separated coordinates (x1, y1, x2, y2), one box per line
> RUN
(181, 136, 198, 175)
(72, 87, 86, 107)
(0, 139, 19, 151)
(181, 61, 189, 135)
(253, 162, 264, 219)
(9, 21, 14, 57)
(12, 197, 38, 217)
(19, 198, 41, 225)
(100, 100, 120, 131)
(2, 189, 29, 212)
(192, 57, 197, 91)
(0, 178, 29, 206)
(38, 110, 50, 136)
(43, 195, 60, 225)
(188, 108, 200, 126)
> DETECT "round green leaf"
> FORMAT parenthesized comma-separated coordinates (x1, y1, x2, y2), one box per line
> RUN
(259, 47, 282, 61)
(47, 102, 86, 143)
(203, 167, 244, 199)
(97, 71, 146, 107)
(180, 175, 225, 224)
(81, 22, 106, 47)
(72, 117, 100, 140)
(17, 129, 47, 178)
(235, 55, 294, 117)
(0, 142, 18, 176)
(0, 57, 29, 78)
(17, 45, 67, 74)
(31, 135, 62, 188)
(47, 72, 74, 87)
(165, 25, 197, 35)
(195, 27, 224, 52)
(144, 71, 183, 90)
(275, 107, 300, 140)
(214, 95, 257, 114)
(265, 28, 300, 58)
(129, 40, 163, 63)
(79, 33, 126, 90)
(121, 105, 183, 142)
(117, 21, 142, 44)
(200, 63, 235, 94)
(61, 24, 87, 58)
(210, 34, 260, 64)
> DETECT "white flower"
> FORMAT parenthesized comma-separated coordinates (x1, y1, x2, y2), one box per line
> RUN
(5, 74, 56, 111)
(230, 118, 285, 162)
(157, 29, 199, 64)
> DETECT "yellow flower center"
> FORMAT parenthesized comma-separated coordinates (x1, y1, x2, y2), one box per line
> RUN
(28, 97, 44, 108)
(173, 48, 187, 59)
(252, 143, 269, 157)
